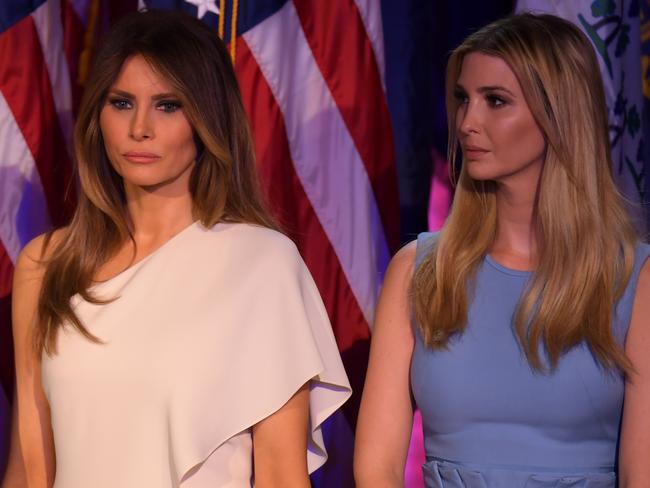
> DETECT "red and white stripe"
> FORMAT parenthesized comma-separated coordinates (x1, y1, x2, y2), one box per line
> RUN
(352, 0, 386, 91)
(0, 92, 51, 262)
(241, 1, 398, 345)
(244, 2, 387, 326)
(292, 0, 398, 251)
(0, 0, 81, 293)
(32, 0, 75, 155)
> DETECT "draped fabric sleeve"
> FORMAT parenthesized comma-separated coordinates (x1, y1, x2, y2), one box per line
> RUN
(42, 223, 351, 486)
(162, 224, 352, 482)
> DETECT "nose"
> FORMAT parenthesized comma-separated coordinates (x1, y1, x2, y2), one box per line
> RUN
(457, 100, 481, 136)
(129, 106, 154, 141)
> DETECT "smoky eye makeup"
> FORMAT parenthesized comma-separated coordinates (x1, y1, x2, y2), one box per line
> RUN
(104, 91, 184, 113)
(105, 89, 134, 110)
(107, 97, 132, 110)
(155, 100, 183, 113)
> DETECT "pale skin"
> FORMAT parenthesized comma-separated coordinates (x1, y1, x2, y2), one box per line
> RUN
(3, 54, 310, 488)
(354, 52, 650, 486)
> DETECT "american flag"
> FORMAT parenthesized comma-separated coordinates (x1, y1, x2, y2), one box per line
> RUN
(0, 0, 400, 484)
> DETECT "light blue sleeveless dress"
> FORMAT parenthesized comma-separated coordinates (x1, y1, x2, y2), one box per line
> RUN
(411, 233, 650, 487)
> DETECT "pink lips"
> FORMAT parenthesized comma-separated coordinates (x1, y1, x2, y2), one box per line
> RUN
(462, 145, 489, 159)
(123, 151, 161, 164)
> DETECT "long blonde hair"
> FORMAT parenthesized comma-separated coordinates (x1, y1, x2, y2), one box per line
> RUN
(36, 10, 277, 354)
(412, 13, 637, 373)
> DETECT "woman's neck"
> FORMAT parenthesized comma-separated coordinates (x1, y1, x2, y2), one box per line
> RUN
(491, 181, 538, 271)
(124, 187, 195, 248)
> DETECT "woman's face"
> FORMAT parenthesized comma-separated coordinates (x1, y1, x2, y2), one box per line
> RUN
(454, 52, 546, 187)
(100, 55, 197, 196)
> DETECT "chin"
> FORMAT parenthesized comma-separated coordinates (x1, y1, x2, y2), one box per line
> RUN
(119, 171, 175, 190)
(120, 171, 164, 186)
(465, 162, 499, 181)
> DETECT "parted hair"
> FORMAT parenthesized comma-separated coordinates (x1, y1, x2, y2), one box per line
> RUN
(411, 13, 638, 373)
(36, 10, 276, 354)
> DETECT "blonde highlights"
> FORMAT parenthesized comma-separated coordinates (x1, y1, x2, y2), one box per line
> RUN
(412, 13, 637, 373)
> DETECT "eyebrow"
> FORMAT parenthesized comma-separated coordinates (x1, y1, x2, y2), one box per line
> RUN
(107, 89, 180, 100)
(455, 83, 516, 96)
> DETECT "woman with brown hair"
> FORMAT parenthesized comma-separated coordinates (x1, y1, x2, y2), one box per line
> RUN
(355, 13, 650, 487)
(3, 9, 350, 488)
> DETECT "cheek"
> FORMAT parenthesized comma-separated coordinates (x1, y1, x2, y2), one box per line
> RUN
(165, 120, 197, 161)
(99, 109, 120, 152)
(498, 115, 545, 162)
(454, 103, 470, 141)
(98, 108, 123, 169)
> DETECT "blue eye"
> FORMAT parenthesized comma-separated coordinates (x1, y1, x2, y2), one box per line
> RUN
(109, 98, 131, 110)
(157, 101, 182, 113)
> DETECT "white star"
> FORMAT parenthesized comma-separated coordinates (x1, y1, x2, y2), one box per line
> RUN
(184, 0, 220, 19)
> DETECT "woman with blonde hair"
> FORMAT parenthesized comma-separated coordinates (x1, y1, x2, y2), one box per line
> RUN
(3, 9, 350, 488)
(355, 13, 650, 487)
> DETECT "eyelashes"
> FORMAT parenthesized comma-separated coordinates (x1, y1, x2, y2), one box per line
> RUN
(485, 94, 506, 108)
(156, 100, 182, 113)
(108, 97, 132, 110)
(106, 98, 183, 113)
(452, 91, 508, 108)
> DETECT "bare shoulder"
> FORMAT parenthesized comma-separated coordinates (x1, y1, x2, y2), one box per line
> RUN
(618, 248, 650, 481)
(625, 252, 650, 360)
(629, 255, 650, 326)
(383, 240, 418, 288)
(372, 240, 419, 331)
(15, 228, 66, 270)
(13, 228, 67, 295)
(9, 232, 61, 485)
(392, 240, 417, 266)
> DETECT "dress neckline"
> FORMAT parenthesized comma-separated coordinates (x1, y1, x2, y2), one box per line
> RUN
(485, 254, 533, 277)
(90, 221, 202, 290)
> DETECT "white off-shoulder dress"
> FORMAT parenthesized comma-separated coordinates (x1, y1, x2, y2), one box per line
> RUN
(41, 222, 352, 487)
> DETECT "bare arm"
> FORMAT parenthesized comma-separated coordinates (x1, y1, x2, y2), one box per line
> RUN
(619, 259, 650, 487)
(354, 242, 417, 488)
(252, 382, 310, 488)
(2, 236, 55, 488)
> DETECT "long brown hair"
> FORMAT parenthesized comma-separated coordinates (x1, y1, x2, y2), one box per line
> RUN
(36, 10, 276, 354)
(412, 13, 638, 373)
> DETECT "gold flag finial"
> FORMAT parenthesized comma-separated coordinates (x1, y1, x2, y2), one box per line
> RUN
(230, 0, 239, 62)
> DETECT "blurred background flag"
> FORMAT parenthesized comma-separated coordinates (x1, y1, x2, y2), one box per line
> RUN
(516, 0, 649, 234)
